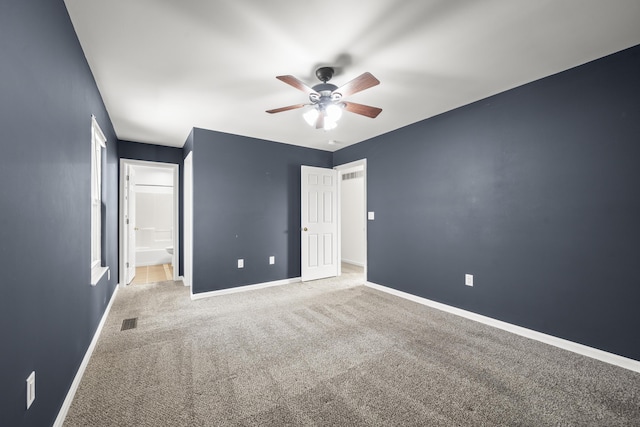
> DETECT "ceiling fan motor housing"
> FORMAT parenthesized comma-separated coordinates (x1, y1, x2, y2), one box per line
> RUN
(310, 82, 340, 104)
(312, 83, 338, 93)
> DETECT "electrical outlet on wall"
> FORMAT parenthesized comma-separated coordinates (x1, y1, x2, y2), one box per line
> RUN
(237, 259, 244, 269)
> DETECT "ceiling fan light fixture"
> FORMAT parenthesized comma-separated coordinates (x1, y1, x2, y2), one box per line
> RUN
(303, 104, 341, 130)
(323, 117, 338, 131)
(325, 103, 343, 121)
(303, 108, 319, 127)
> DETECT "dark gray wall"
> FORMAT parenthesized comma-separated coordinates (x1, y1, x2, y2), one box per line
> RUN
(334, 45, 640, 361)
(1, 4, 636, 426)
(0, 1, 119, 426)
(190, 128, 332, 293)
(118, 140, 185, 276)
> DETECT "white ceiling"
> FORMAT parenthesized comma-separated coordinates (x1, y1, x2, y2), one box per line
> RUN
(64, 0, 640, 152)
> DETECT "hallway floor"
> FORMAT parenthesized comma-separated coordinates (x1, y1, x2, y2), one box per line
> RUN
(131, 264, 173, 285)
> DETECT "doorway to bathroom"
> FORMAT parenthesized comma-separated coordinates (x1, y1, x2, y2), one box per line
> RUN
(119, 159, 179, 286)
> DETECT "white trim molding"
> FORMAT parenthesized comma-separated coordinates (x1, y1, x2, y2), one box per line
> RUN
(90, 116, 107, 282)
(54, 285, 119, 426)
(365, 281, 640, 374)
(341, 259, 365, 268)
(90, 266, 108, 287)
(191, 277, 301, 300)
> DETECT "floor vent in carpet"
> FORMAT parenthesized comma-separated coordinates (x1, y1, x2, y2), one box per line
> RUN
(121, 317, 138, 331)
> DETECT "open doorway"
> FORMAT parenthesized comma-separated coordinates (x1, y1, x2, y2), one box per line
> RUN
(119, 159, 179, 286)
(335, 159, 367, 282)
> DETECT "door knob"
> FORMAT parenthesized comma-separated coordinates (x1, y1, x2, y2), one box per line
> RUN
(303, 227, 308, 231)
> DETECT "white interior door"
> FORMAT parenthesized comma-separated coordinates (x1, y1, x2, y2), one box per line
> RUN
(301, 165, 338, 281)
(125, 165, 136, 284)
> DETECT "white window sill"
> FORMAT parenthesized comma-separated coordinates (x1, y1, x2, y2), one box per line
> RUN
(90, 266, 109, 286)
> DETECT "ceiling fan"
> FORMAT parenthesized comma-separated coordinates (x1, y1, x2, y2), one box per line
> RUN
(266, 67, 382, 130)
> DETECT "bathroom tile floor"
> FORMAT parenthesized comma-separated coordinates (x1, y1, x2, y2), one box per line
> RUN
(131, 264, 173, 285)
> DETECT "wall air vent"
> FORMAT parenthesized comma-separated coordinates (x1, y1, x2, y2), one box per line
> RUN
(342, 171, 364, 181)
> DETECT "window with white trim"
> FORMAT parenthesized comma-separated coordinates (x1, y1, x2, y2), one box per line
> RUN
(91, 116, 106, 281)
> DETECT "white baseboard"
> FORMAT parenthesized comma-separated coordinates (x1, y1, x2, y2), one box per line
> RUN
(191, 277, 302, 300)
(54, 285, 120, 427)
(365, 281, 640, 374)
(177, 276, 187, 286)
(341, 259, 365, 267)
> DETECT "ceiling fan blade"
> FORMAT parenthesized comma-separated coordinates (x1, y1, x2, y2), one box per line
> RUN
(315, 112, 324, 129)
(335, 72, 380, 97)
(276, 75, 317, 95)
(343, 101, 382, 118)
(266, 104, 307, 114)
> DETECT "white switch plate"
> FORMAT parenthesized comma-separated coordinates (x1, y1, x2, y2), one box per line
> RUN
(465, 274, 474, 287)
(237, 259, 244, 268)
(269, 256, 275, 265)
(26, 371, 35, 409)
(368, 211, 375, 220)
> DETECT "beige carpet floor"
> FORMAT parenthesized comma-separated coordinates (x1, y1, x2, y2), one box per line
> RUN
(63, 270, 640, 426)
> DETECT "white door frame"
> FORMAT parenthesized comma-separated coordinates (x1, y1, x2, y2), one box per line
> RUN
(119, 159, 180, 287)
(124, 164, 136, 284)
(334, 159, 367, 278)
(184, 152, 193, 291)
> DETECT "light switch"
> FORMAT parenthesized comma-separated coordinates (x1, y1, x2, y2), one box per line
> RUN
(26, 371, 35, 409)
(368, 211, 375, 220)
(237, 259, 244, 268)
(465, 274, 473, 287)
(269, 256, 275, 265)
